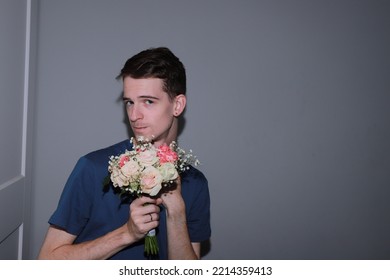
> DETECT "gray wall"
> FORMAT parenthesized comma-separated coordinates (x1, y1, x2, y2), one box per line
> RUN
(28, 0, 390, 259)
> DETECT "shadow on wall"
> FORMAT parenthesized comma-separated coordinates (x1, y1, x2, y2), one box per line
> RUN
(201, 239, 211, 258)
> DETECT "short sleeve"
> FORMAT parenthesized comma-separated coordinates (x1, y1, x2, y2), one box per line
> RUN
(49, 157, 95, 236)
(184, 169, 211, 242)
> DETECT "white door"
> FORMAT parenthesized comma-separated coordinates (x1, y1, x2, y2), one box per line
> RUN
(0, 0, 32, 260)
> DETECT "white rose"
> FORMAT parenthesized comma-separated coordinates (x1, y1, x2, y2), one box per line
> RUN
(159, 162, 178, 182)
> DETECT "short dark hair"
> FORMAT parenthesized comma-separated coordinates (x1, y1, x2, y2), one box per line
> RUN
(117, 47, 186, 99)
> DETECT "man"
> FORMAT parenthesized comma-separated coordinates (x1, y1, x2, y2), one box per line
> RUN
(38, 47, 211, 259)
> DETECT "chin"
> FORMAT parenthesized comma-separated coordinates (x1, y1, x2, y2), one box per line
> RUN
(133, 132, 154, 141)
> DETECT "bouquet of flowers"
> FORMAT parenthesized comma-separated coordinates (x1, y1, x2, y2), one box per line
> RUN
(107, 136, 199, 256)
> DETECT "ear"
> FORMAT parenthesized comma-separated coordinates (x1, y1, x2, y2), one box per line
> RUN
(173, 94, 186, 117)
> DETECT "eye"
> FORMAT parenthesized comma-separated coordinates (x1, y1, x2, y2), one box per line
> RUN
(124, 100, 133, 107)
(145, 99, 154, 105)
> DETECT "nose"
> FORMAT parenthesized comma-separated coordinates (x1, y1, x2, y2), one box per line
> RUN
(128, 104, 143, 122)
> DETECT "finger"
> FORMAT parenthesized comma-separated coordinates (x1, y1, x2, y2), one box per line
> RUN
(135, 196, 159, 205)
(142, 203, 161, 215)
(130, 203, 159, 224)
(175, 175, 182, 191)
(135, 220, 159, 237)
(145, 212, 159, 223)
(129, 212, 159, 236)
(155, 197, 163, 205)
(130, 197, 159, 213)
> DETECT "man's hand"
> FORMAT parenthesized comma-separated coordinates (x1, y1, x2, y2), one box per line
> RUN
(126, 196, 162, 241)
(160, 177, 186, 219)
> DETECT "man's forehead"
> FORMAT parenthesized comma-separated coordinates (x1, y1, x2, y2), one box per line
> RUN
(122, 77, 168, 99)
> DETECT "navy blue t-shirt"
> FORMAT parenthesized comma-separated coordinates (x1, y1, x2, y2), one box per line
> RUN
(49, 140, 211, 259)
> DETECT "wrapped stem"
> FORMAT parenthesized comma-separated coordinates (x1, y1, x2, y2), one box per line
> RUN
(144, 229, 159, 256)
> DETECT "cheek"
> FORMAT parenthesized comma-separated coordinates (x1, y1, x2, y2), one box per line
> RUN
(155, 115, 174, 130)
(155, 107, 175, 124)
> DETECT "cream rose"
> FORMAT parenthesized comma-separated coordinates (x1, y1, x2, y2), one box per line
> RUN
(110, 168, 129, 188)
(138, 149, 159, 166)
(140, 166, 163, 196)
(158, 162, 178, 182)
(121, 158, 139, 178)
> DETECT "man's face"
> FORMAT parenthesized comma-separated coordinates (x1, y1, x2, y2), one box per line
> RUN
(123, 77, 184, 146)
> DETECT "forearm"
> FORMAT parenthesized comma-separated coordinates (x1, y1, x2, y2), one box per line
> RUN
(166, 208, 199, 260)
(38, 224, 134, 260)
(39, 197, 162, 260)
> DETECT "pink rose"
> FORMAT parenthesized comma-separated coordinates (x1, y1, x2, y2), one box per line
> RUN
(157, 144, 178, 163)
(119, 154, 130, 168)
(140, 166, 163, 196)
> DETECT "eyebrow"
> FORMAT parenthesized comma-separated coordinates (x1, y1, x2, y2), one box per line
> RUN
(122, 95, 160, 101)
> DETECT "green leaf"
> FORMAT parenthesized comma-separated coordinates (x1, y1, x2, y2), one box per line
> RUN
(102, 174, 111, 193)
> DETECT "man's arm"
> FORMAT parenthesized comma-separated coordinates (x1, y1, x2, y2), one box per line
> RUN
(38, 224, 133, 259)
(38, 196, 161, 260)
(161, 179, 200, 260)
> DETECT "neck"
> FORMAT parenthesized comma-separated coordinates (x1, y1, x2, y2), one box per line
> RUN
(155, 119, 178, 147)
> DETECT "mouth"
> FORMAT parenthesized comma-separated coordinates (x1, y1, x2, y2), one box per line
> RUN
(131, 125, 148, 133)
